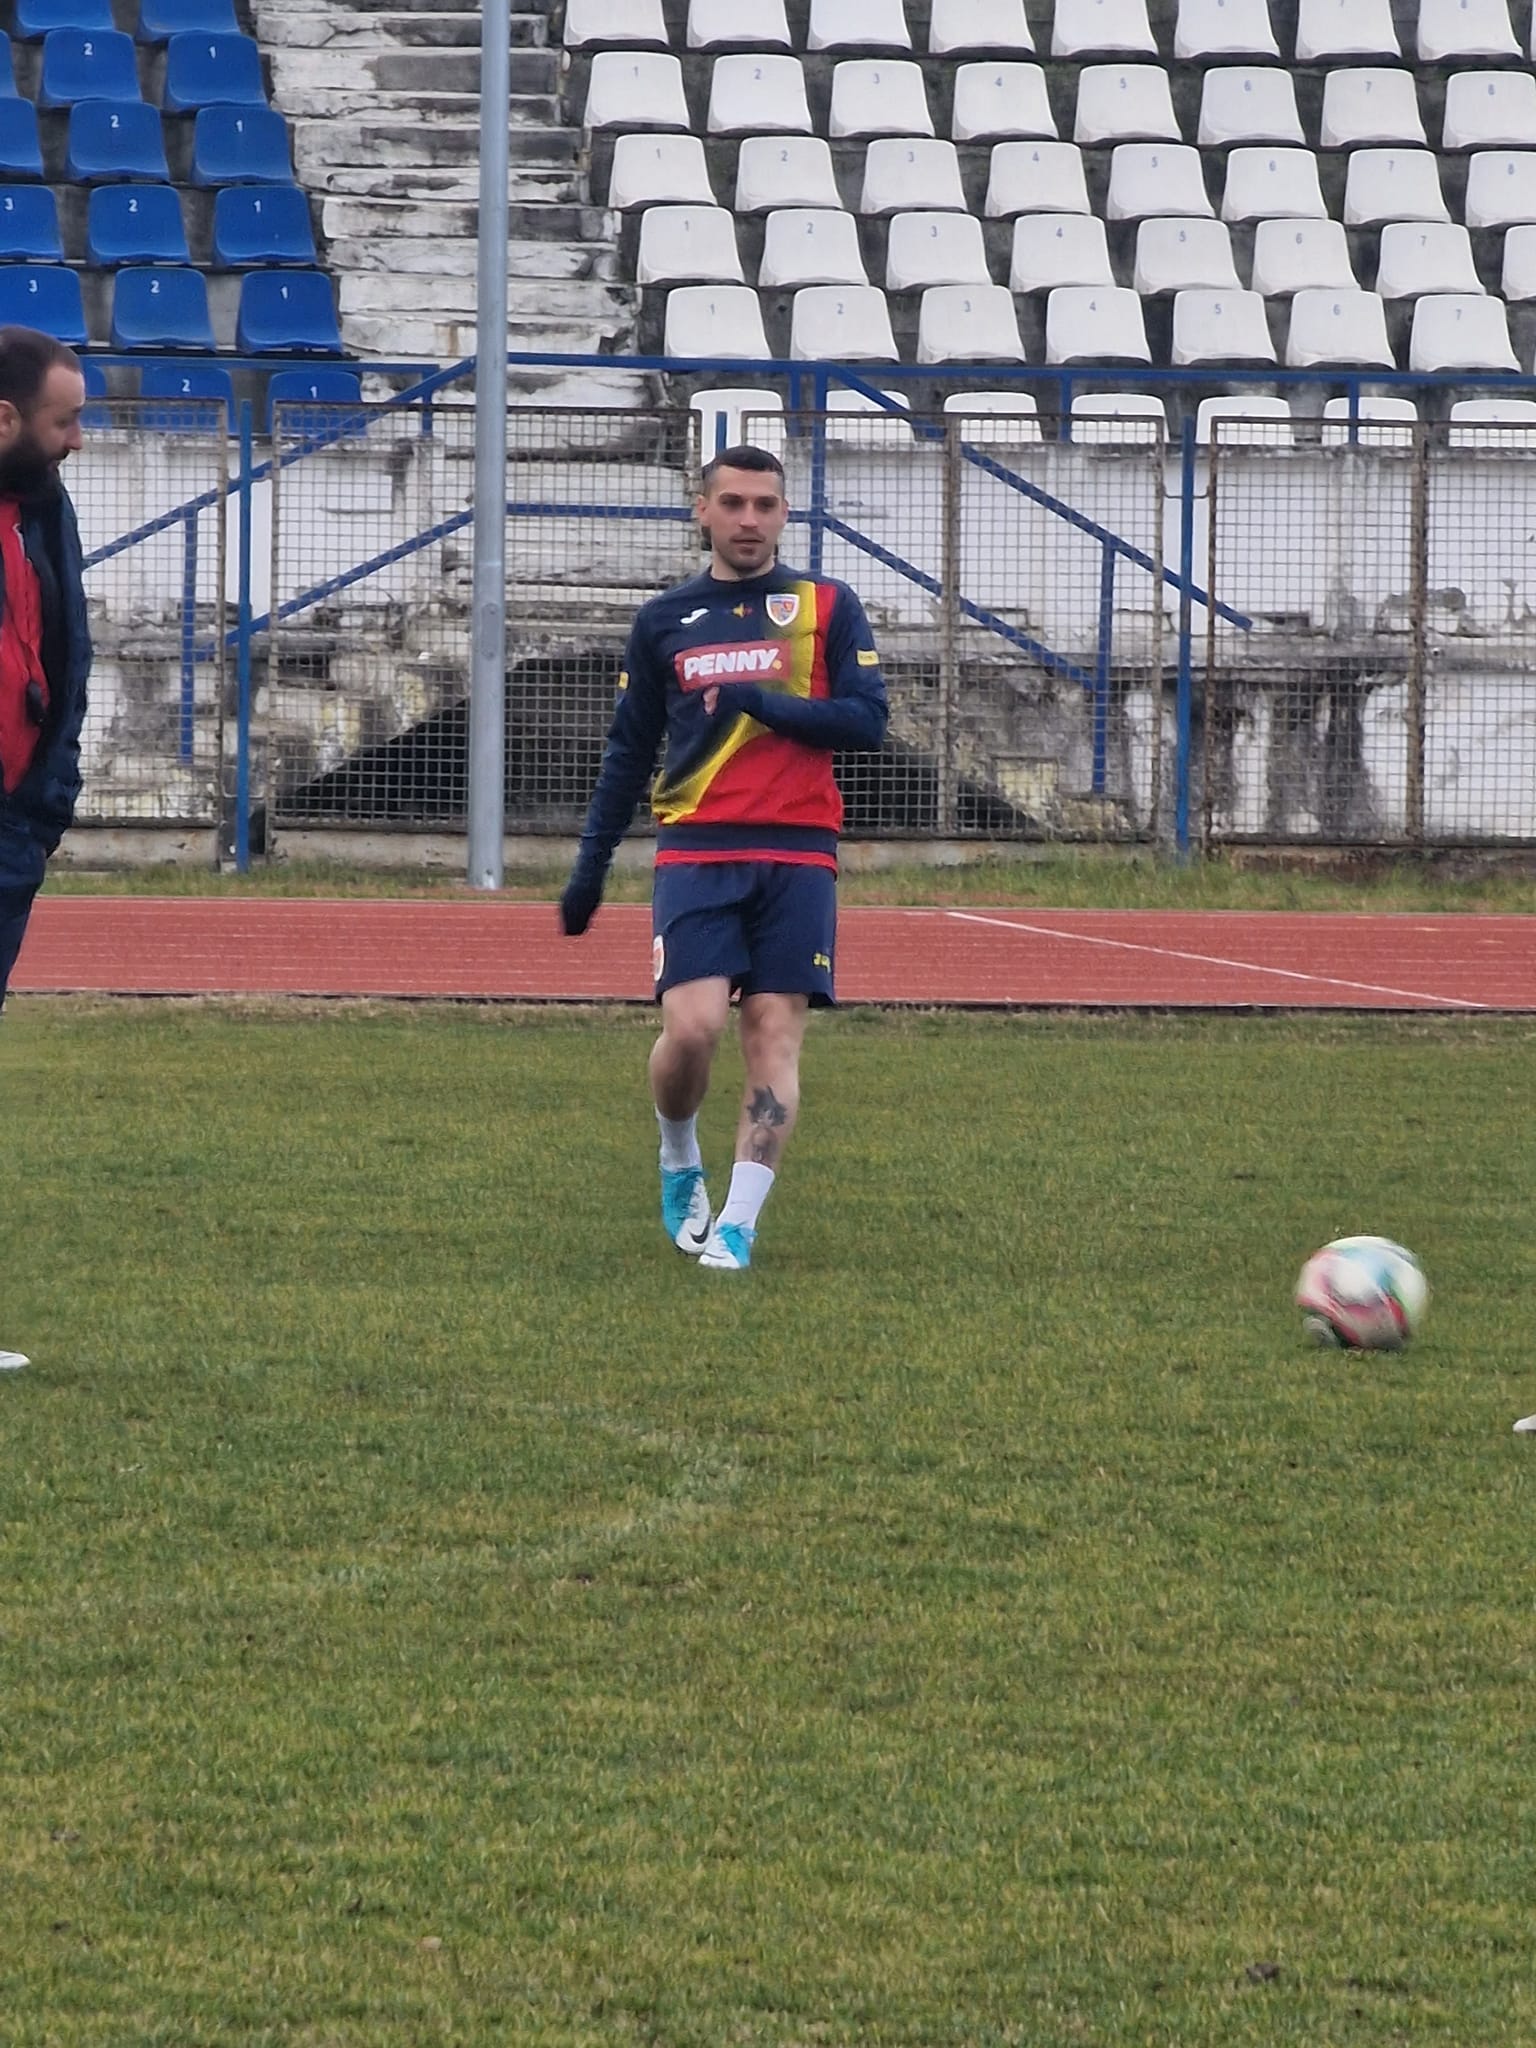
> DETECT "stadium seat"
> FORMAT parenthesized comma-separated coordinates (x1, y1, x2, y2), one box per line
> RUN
(1249, 217, 1357, 294)
(0, 265, 86, 343)
(1293, 0, 1398, 62)
(886, 209, 991, 289)
(135, 0, 239, 40)
(588, 51, 689, 129)
(690, 386, 784, 456)
(212, 183, 315, 265)
(1068, 392, 1165, 442)
(663, 283, 770, 355)
(951, 62, 1055, 143)
(1375, 222, 1483, 297)
(140, 361, 233, 426)
(735, 136, 841, 211)
(1319, 394, 1417, 447)
(1133, 216, 1240, 293)
(1105, 144, 1213, 220)
(0, 36, 13, 95)
(1074, 65, 1181, 147)
(610, 134, 714, 208)
(636, 203, 744, 283)
(111, 264, 213, 348)
(1501, 223, 1536, 297)
(235, 269, 343, 353)
(38, 27, 141, 105)
(80, 355, 109, 427)
(1446, 396, 1536, 446)
(1464, 150, 1536, 227)
(1172, 287, 1275, 364)
(1052, 0, 1156, 59)
(1010, 212, 1113, 290)
(66, 101, 166, 181)
(822, 388, 914, 444)
(686, 0, 790, 49)
(189, 105, 291, 185)
(984, 140, 1091, 216)
(264, 366, 363, 433)
(162, 30, 265, 110)
(1442, 73, 1536, 152)
(1284, 287, 1394, 367)
(1195, 395, 1293, 445)
(563, 0, 668, 46)
(707, 54, 810, 134)
(1220, 146, 1327, 221)
(807, 0, 912, 52)
(1046, 285, 1151, 363)
(0, 100, 44, 180)
(916, 283, 1026, 361)
(942, 389, 1041, 443)
(789, 283, 898, 359)
(860, 137, 965, 212)
(1320, 71, 1426, 150)
(0, 185, 60, 260)
(758, 208, 866, 285)
(929, 0, 1033, 56)
(1197, 69, 1304, 150)
(1416, 0, 1519, 63)
(87, 183, 188, 263)
(1343, 150, 1450, 226)
(1408, 291, 1518, 371)
(829, 60, 934, 139)
(15, 0, 112, 34)
(1174, 0, 1278, 60)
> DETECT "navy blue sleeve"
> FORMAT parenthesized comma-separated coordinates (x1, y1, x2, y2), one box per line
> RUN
(719, 584, 888, 750)
(571, 610, 669, 877)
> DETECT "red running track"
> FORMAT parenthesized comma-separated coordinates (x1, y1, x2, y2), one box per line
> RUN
(11, 897, 1536, 1010)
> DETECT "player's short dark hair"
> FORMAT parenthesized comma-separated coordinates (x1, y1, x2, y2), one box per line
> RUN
(700, 444, 786, 494)
(0, 327, 81, 415)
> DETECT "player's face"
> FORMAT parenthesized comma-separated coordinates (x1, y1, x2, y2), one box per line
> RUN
(697, 466, 789, 579)
(0, 364, 86, 496)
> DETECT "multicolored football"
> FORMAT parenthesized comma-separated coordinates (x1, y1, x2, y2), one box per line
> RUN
(1296, 1236, 1429, 1351)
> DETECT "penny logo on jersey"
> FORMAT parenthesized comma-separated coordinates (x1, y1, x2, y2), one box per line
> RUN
(675, 641, 788, 692)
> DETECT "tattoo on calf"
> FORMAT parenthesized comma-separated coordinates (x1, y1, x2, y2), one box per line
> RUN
(747, 1085, 789, 1164)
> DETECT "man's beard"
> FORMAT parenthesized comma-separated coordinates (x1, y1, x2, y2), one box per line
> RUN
(0, 433, 60, 500)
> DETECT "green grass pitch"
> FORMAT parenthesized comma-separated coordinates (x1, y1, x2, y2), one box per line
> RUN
(2, 1000, 1534, 2046)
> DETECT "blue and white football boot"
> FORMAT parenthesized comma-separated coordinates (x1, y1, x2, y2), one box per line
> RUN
(698, 1221, 755, 1271)
(661, 1165, 712, 1255)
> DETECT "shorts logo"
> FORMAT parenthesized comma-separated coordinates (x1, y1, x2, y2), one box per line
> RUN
(652, 935, 665, 982)
(813, 951, 832, 972)
(766, 593, 801, 630)
(676, 641, 787, 691)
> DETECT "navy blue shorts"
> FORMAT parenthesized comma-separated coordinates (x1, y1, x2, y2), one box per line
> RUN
(652, 860, 837, 1006)
(0, 813, 46, 1011)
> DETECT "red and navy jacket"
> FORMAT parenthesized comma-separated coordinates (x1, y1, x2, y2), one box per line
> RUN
(573, 563, 888, 874)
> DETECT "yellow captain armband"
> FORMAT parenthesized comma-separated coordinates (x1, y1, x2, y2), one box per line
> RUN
(857, 648, 880, 667)
(617, 671, 629, 691)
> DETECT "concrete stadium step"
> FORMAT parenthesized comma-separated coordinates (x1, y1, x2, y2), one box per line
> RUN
(320, 197, 613, 243)
(258, 10, 548, 48)
(292, 119, 579, 174)
(304, 163, 584, 202)
(327, 236, 619, 283)
(339, 273, 634, 322)
(255, 0, 549, 25)
(342, 304, 638, 358)
(271, 46, 557, 100)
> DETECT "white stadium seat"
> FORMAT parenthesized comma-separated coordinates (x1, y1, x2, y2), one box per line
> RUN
(1175, 0, 1278, 60)
(1294, 0, 1399, 62)
(1249, 218, 1357, 295)
(861, 137, 967, 212)
(1197, 69, 1305, 149)
(1196, 395, 1294, 444)
(808, 0, 912, 52)
(1172, 287, 1275, 364)
(1133, 216, 1241, 293)
(1442, 73, 1536, 152)
(985, 141, 1091, 216)
(609, 134, 716, 208)
(789, 284, 899, 358)
(1046, 285, 1151, 362)
(1447, 396, 1536, 447)
(829, 60, 934, 138)
(916, 283, 1027, 360)
(823, 388, 914, 442)
(1052, 0, 1157, 59)
(637, 205, 744, 284)
(692, 386, 785, 457)
(1010, 212, 1114, 290)
(1320, 395, 1417, 448)
(1320, 71, 1427, 151)
(585, 52, 689, 129)
(1501, 222, 1536, 298)
(1220, 146, 1327, 220)
(1417, 0, 1519, 63)
(1375, 222, 1483, 298)
(1106, 144, 1213, 220)
(1409, 292, 1519, 371)
(664, 285, 771, 356)
(565, 0, 668, 47)
(687, 0, 791, 49)
(1069, 392, 1166, 443)
(886, 210, 991, 289)
(943, 389, 1042, 443)
(1074, 65, 1182, 147)
(1343, 150, 1450, 226)
(735, 137, 843, 212)
(1464, 151, 1536, 228)
(930, 0, 1034, 56)
(951, 63, 1056, 143)
(759, 208, 867, 286)
(1285, 288, 1394, 367)
(708, 55, 812, 134)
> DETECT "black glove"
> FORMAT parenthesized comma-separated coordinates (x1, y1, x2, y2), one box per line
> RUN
(559, 865, 604, 937)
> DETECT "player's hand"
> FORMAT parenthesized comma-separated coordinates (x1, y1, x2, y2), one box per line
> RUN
(559, 867, 604, 937)
(702, 683, 762, 718)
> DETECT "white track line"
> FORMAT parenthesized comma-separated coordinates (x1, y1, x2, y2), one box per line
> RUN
(943, 910, 1493, 1011)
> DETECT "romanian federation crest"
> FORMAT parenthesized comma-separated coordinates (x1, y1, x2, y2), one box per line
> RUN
(765, 592, 801, 630)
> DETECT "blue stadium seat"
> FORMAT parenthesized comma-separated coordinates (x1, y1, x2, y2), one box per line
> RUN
(81, 356, 110, 427)
(111, 264, 214, 349)
(0, 101, 41, 179)
(0, 266, 87, 344)
(0, 185, 62, 260)
(0, 34, 16, 95)
(140, 360, 233, 428)
(213, 184, 314, 265)
(38, 27, 143, 106)
(88, 183, 189, 263)
(162, 31, 265, 111)
(189, 104, 292, 185)
(237, 270, 342, 353)
(15, 0, 114, 36)
(67, 100, 168, 181)
(136, 0, 239, 41)
(264, 367, 363, 433)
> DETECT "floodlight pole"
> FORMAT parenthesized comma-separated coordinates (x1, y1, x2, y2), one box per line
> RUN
(467, 0, 511, 889)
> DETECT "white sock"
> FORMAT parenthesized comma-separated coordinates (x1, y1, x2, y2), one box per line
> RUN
(717, 1161, 774, 1232)
(657, 1111, 703, 1173)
